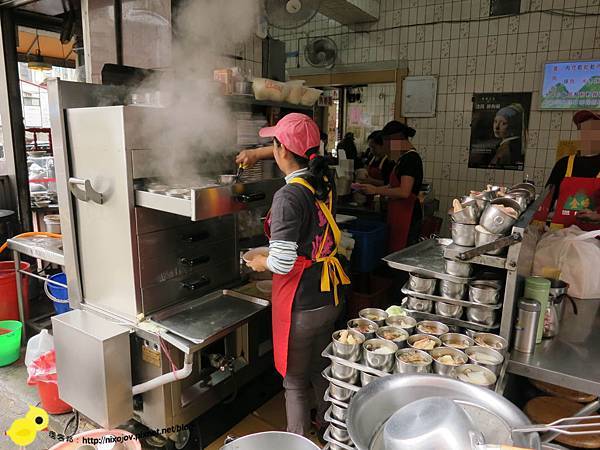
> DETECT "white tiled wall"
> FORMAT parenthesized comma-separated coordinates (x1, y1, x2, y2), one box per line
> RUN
(273, 0, 600, 218)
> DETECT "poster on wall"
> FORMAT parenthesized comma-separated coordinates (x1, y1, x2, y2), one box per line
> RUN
(468, 92, 532, 171)
(490, 0, 521, 16)
(541, 61, 600, 110)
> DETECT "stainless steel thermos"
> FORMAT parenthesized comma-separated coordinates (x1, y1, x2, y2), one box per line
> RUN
(513, 298, 541, 354)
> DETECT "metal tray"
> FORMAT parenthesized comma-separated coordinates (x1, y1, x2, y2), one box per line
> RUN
(383, 238, 472, 283)
(402, 283, 502, 310)
(135, 178, 282, 222)
(322, 343, 391, 378)
(444, 243, 508, 269)
(151, 290, 269, 346)
(401, 303, 500, 332)
(325, 387, 350, 408)
(325, 406, 347, 428)
(322, 367, 361, 393)
(323, 426, 356, 450)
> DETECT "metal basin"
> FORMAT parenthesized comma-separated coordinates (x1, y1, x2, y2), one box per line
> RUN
(479, 201, 519, 235)
(466, 306, 497, 326)
(465, 346, 504, 376)
(220, 431, 320, 450)
(346, 375, 540, 450)
(451, 222, 476, 246)
(348, 318, 379, 340)
(408, 273, 437, 294)
(406, 296, 433, 313)
(440, 333, 474, 350)
(474, 225, 506, 256)
(382, 397, 482, 450)
(386, 315, 416, 334)
(469, 281, 501, 305)
(444, 258, 472, 277)
(449, 200, 480, 224)
(394, 348, 432, 374)
(359, 308, 388, 327)
(435, 301, 463, 318)
(439, 279, 467, 300)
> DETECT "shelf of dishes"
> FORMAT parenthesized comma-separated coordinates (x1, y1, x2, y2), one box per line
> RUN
(321, 309, 509, 449)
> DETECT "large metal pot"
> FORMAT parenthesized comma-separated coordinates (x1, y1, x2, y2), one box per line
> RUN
(220, 431, 320, 450)
(346, 375, 541, 450)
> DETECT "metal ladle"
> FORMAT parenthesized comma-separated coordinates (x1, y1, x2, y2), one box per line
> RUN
(511, 415, 600, 439)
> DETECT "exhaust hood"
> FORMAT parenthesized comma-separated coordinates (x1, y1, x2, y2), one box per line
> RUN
(319, 0, 379, 26)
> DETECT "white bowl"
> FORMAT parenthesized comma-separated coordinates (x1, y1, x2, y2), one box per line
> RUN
(242, 247, 269, 263)
(256, 280, 273, 294)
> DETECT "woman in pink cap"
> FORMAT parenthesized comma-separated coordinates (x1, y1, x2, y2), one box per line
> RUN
(238, 113, 350, 437)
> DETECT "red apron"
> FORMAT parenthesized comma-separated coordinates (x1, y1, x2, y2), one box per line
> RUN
(550, 154, 600, 231)
(387, 153, 418, 252)
(367, 155, 388, 181)
(264, 177, 350, 377)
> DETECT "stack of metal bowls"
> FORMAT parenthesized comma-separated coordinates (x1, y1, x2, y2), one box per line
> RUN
(407, 273, 437, 312)
(331, 328, 364, 400)
(449, 199, 480, 247)
(361, 339, 398, 386)
(466, 281, 501, 326)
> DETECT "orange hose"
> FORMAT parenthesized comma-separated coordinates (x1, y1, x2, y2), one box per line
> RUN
(0, 231, 62, 254)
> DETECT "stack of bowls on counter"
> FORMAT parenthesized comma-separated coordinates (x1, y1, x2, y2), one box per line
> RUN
(324, 313, 511, 448)
(449, 183, 536, 255)
(405, 271, 503, 329)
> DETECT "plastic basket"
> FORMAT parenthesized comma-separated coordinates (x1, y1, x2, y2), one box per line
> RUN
(0, 320, 22, 366)
(342, 220, 388, 273)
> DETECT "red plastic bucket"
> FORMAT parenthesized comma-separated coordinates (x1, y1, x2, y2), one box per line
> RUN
(0, 261, 30, 321)
(37, 381, 72, 414)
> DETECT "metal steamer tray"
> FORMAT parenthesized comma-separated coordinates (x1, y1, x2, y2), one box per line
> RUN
(401, 302, 500, 332)
(323, 343, 391, 378)
(383, 238, 472, 283)
(323, 427, 356, 450)
(401, 284, 502, 311)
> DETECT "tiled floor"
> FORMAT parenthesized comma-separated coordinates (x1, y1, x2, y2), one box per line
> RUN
(206, 392, 323, 449)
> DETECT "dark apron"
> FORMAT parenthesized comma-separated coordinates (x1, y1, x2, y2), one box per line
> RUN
(387, 151, 418, 252)
(264, 177, 350, 377)
(367, 155, 388, 181)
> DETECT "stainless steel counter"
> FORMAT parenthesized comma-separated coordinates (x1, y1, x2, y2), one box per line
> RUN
(509, 301, 600, 396)
(8, 235, 64, 266)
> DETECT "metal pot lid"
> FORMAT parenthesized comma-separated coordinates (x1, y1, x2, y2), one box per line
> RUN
(219, 431, 320, 450)
(346, 374, 540, 450)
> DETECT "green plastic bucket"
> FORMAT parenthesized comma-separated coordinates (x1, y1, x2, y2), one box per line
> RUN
(0, 320, 22, 366)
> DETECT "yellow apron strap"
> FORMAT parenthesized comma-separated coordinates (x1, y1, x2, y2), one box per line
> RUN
(289, 177, 351, 305)
(565, 154, 575, 178)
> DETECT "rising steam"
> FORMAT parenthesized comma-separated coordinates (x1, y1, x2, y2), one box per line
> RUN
(141, 0, 261, 183)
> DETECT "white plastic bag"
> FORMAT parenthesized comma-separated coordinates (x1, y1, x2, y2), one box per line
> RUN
(533, 227, 600, 299)
(25, 329, 54, 367)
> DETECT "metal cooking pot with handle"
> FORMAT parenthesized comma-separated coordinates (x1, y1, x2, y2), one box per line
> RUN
(346, 374, 540, 450)
(220, 431, 320, 450)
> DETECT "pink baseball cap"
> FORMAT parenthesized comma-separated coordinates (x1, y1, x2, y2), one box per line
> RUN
(259, 113, 320, 158)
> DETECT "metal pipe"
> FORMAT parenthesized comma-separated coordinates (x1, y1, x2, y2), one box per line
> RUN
(540, 399, 600, 443)
(132, 353, 194, 396)
(20, 269, 68, 288)
(13, 250, 26, 340)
